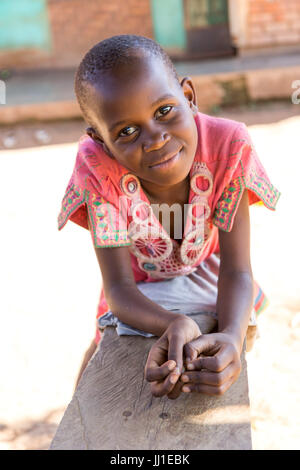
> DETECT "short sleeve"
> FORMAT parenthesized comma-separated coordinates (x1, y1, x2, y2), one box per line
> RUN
(212, 123, 281, 232)
(57, 139, 131, 248)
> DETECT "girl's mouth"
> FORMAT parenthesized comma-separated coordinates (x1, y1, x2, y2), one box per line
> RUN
(149, 148, 182, 170)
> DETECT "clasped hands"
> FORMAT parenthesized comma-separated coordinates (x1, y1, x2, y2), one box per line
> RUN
(144, 316, 242, 399)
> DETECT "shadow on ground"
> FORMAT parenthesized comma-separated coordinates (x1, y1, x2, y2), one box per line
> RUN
(0, 408, 65, 450)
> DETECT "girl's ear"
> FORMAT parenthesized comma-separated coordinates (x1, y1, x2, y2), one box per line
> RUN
(86, 127, 115, 159)
(180, 77, 198, 116)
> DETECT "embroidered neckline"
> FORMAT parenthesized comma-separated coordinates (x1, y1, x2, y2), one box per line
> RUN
(139, 174, 193, 247)
(119, 158, 214, 276)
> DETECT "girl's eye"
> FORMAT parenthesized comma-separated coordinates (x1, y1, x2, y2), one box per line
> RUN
(119, 126, 137, 137)
(156, 105, 172, 118)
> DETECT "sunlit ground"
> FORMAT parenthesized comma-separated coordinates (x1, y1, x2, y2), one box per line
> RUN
(0, 106, 299, 449)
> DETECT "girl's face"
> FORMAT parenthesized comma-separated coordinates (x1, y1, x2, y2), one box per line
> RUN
(87, 55, 199, 192)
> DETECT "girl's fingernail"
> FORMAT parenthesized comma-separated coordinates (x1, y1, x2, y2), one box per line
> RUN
(170, 374, 178, 384)
(181, 375, 189, 382)
(187, 363, 195, 370)
(168, 361, 176, 370)
(182, 386, 191, 393)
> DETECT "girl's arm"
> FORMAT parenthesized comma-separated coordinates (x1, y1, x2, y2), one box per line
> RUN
(92, 231, 201, 383)
(150, 189, 254, 399)
(94, 244, 197, 337)
(172, 189, 254, 397)
(216, 188, 254, 353)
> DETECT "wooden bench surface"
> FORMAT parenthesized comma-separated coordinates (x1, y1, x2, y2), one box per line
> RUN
(50, 314, 252, 450)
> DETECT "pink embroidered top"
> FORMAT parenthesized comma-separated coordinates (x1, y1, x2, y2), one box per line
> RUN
(57, 112, 280, 343)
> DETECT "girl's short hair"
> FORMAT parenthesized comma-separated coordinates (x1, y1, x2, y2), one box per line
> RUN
(75, 34, 179, 127)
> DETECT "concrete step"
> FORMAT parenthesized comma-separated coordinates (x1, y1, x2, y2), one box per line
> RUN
(1, 51, 299, 124)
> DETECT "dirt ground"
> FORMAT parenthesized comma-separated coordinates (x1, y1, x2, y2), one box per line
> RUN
(0, 102, 299, 450)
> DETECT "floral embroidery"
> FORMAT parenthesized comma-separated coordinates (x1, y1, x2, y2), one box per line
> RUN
(87, 192, 130, 248)
(213, 178, 243, 231)
(213, 145, 281, 232)
(137, 242, 197, 279)
(58, 183, 130, 248)
(181, 221, 212, 266)
(123, 175, 175, 265)
(129, 226, 173, 263)
(181, 163, 213, 266)
(119, 162, 215, 277)
(241, 161, 281, 210)
(190, 162, 214, 197)
(57, 183, 86, 230)
(119, 173, 141, 197)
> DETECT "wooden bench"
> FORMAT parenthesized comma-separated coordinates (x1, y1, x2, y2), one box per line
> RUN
(50, 314, 252, 450)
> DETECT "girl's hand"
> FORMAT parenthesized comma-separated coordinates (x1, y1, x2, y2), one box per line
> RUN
(179, 332, 242, 396)
(144, 316, 201, 398)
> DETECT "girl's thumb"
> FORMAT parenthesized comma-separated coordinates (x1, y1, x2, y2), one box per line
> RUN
(184, 343, 198, 363)
(187, 335, 215, 357)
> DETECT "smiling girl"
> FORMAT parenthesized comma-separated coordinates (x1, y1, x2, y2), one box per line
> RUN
(57, 35, 280, 398)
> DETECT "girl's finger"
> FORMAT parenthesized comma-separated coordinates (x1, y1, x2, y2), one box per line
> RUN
(181, 362, 237, 387)
(167, 377, 184, 400)
(168, 335, 185, 381)
(145, 360, 177, 382)
(188, 343, 237, 373)
(183, 343, 198, 365)
(150, 372, 180, 397)
(182, 374, 237, 396)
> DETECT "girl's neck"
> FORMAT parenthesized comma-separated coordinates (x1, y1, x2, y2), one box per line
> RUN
(141, 176, 190, 206)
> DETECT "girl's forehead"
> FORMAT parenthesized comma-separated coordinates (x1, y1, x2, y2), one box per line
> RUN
(91, 58, 180, 120)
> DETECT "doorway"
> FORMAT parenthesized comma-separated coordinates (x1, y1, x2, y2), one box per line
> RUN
(151, 0, 235, 59)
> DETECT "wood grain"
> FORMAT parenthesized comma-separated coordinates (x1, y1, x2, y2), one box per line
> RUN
(50, 314, 252, 450)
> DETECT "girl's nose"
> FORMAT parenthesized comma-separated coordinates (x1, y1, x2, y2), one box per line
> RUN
(142, 130, 171, 153)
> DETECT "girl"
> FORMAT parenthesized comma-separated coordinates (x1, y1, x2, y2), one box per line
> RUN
(57, 35, 280, 399)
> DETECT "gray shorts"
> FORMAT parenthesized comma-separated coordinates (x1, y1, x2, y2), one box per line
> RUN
(98, 253, 257, 337)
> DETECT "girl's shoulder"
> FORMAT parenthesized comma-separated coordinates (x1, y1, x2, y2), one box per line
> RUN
(194, 113, 281, 233)
(195, 111, 244, 136)
(194, 112, 248, 164)
(71, 133, 130, 202)
(57, 134, 132, 247)
(76, 133, 127, 182)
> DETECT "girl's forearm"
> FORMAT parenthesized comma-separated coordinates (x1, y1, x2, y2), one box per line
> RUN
(105, 282, 182, 337)
(216, 269, 254, 353)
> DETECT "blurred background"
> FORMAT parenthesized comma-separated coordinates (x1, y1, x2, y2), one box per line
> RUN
(0, 0, 299, 450)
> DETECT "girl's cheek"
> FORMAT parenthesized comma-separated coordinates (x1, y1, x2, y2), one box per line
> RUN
(176, 110, 196, 131)
(112, 145, 140, 168)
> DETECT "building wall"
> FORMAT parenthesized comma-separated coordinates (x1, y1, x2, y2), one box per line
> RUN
(238, 0, 300, 51)
(0, 0, 299, 71)
(0, 0, 153, 70)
